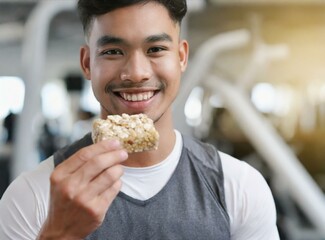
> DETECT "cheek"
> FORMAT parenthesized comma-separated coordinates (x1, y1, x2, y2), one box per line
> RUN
(91, 59, 107, 79)
(89, 64, 111, 101)
(154, 56, 182, 86)
(90, 77, 102, 104)
(90, 60, 119, 88)
(90, 69, 105, 97)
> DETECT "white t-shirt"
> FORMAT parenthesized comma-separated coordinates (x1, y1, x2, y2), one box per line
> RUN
(0, 131, 279, 239)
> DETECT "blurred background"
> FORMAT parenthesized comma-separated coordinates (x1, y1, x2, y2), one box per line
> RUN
(0, 0, 325, 239)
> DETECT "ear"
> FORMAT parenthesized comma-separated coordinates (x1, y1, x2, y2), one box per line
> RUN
(80, 45, 91, 80)
(179, 40, 189, 72)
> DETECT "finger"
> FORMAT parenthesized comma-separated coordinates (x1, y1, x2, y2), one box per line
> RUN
(97, 179, 123, 209)
(76, 164, 124, 202)
(56, 139, 122, 175)
(78, 180, 123, 225)
(70, 149, 127, 185)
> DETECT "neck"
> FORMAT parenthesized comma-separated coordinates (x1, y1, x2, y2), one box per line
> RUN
(123, 108, 175, 167)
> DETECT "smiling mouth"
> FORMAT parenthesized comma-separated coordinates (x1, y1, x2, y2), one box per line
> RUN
(117, 91, 156, 102)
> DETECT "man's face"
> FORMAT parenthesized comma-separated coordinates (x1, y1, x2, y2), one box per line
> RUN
(80, 2, 188, 122)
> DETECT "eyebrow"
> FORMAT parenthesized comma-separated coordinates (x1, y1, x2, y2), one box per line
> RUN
(96, 35, 125, 48)
(145, 33, 173, 43)
(96, 33, 173, 48)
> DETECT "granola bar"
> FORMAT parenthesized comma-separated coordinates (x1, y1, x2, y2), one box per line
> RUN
(92, 113, 159, 153)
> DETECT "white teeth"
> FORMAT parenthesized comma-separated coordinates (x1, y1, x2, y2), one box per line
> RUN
(120, 91, 155, 102)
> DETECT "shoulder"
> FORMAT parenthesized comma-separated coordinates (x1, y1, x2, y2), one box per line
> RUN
(181, 135, 220, 168)
(181, 136, 225, 184)
(0, 157, 53, 239)
(22, 157, 54, 192)
(182, 135, 216, 154)
(1, 157, 53, 203)
(54, 132, 92, 166)
(219, 152, 279, 240)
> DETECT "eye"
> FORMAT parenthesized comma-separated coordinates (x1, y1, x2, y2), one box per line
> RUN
(101, 49, 124, 56)
(147, 46, 166, 54)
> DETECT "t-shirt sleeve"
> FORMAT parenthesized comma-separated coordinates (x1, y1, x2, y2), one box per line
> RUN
(0, 159, 52, 240)
(220, 152, 280, 240)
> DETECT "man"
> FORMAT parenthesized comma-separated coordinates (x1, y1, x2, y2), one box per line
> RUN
(0, 0, 280, 239)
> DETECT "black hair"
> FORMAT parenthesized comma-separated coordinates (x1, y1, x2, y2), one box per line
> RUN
(77, 0, 187, 36)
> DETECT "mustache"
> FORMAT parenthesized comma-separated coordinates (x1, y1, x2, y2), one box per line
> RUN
(105, 80, 165, 93)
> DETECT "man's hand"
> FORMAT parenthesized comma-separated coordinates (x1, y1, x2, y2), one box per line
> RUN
(38, 140, 128, 239)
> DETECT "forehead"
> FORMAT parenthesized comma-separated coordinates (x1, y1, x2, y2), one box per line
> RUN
(87, 2, 180, 44)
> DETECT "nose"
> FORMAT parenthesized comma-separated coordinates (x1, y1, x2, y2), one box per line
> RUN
(120, 51, 152, 82)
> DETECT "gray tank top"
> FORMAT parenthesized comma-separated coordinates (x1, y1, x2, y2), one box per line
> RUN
(54, 133, 230, 239)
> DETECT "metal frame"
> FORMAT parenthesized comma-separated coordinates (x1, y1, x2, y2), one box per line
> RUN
(173, 29, 325, 236)
(12, 0, 77, 179)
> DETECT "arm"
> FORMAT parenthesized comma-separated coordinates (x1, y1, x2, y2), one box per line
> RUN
(0, 174, 43, 239)
(221, 152, 280, 240)
(37, 139, 128, 239)
(232, 167, 279, 240)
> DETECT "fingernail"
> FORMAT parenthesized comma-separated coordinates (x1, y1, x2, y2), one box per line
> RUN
(110, 139, 121, 148)
(120, 150, 128, 160)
